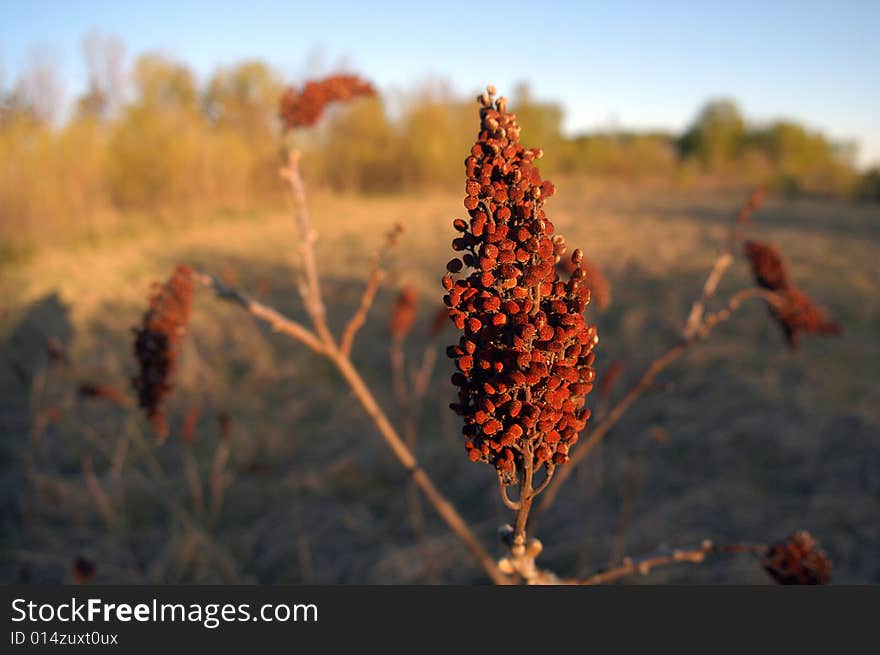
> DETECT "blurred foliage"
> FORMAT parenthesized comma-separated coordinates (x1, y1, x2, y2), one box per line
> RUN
(0, 44, 876, 255)
(858, 167, 880, 202)
(678, 99, 746, 167)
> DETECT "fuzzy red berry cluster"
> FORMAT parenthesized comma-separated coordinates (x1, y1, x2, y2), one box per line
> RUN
(279, 74, 376, 130)
(390, 286, 418, 339)
(559, 256, 611, 310)
(443, 86, 598, 485)
(132, 264, 194, 439)
(744, 240, 841, 348)
(762, 531, 831, 585)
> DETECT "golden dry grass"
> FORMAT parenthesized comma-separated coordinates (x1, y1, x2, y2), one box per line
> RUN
(1, 183, 878, 583)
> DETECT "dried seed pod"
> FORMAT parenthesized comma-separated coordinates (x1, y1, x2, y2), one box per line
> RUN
(443, 86, 598, 485)
(132, 265, 194, 441)
(390, 285, 418, 338)
(429, 306, 449, 338)
(597, 360, 624, 399)
(72, 557, 96, 584)
(279, 74, 376, 130)
(77, 382, 129, 406)
(762, 531, 831, 585)
(181, 402, 201, 445)
(745, 241, 841, 349)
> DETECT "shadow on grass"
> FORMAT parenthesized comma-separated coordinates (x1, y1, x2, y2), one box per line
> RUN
(2, 247, 877, 583)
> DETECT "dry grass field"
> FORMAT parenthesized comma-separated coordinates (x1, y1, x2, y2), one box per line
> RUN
(2, 182, 878, 583)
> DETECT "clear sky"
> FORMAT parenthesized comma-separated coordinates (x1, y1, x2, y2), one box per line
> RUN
(2, 0, 877, 166)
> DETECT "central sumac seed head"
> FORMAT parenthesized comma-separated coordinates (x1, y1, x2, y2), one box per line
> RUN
(443, 86, 598, 485)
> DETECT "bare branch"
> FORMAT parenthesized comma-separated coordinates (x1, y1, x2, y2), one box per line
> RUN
(499, 478, 522, 511)
(341, 268, 384, 356)
(683, 252, 734, 339)
(530, 464, 556, 497)
(683, 190, 764, 339)
(326, 349, 512, 584)
(411, 343, 437, 403)
(200, 149, 514, 583)
(203, 273, 510, 583)
(512, 447, 536, 546)
(392, 337, 441, 580)
(209, 424, 232, 521)
(196, 272, 327, 355)
(279, 149, 335, 346)
(181, 446, 205, 515)
(574, 540, 767, 585)
(340, 223, 404, 356)
(81, 455, 116, 529)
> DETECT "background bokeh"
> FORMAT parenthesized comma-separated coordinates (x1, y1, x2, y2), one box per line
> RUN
(1, 1, 877, 584)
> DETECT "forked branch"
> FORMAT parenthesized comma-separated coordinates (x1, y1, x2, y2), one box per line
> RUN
(683, 190, 764, 339)
(340, 223, 404, 356)
(200, 150, 512, 585)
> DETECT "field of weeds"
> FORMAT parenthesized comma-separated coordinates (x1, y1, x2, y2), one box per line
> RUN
(2, 184, 878, 583)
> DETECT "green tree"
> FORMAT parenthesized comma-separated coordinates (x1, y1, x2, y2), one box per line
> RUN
(747, 121, 857, 196)
(678, 98, 745, 167)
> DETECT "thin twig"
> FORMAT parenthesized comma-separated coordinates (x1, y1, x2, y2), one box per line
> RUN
(410, 343, 438, 406)
(396, 339, 440, 581)
(683, 253, 734, 339)
(209, 428, 231, 521)
(109, 428, 130, 480)
(81, 455, 117, 529)
(182, 446, 205, 515)
(202, 160, 512, 584)
(390, 337, 408, 407)
(575, 540, 768, 585)
(340, 223, 403, 356)
(499, 478, 522, 511)
(512, 447, 536, 545)
(204, 269, 510, 583)
(279, 149, 336, 346)
(341, 268, 384, 355)
(530, 464, 556, 497)
(683, 190, 763, 339)
(609, 445, 644, 566)
(196, 272, 327, 355)
(327, 348, 511, 584)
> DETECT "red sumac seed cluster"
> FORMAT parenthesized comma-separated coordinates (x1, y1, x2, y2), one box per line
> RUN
(132, 264, 194, 440)
(443, 86, 598, 485)
(279, 74, 376, 130)
(762, 531, 831, 585)
(745, 240, 841, 349)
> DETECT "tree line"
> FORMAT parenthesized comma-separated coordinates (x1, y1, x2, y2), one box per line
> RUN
(2, 36, 877, 253)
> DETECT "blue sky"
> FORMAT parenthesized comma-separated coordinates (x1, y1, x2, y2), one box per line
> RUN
(2, 0, 878, 166)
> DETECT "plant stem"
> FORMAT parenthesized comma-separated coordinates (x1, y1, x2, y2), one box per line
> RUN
(575, 540, 767, 585)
